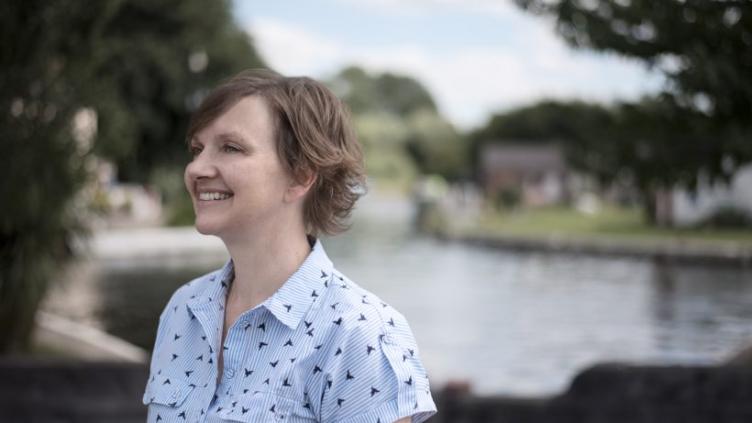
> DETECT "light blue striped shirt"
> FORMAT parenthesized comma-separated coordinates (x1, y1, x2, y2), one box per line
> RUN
(143, 238, 437, 422)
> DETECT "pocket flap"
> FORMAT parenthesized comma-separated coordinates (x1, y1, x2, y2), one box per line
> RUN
(142, 376, 194, 407)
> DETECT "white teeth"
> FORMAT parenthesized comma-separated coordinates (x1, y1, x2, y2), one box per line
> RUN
(198, 192, 232, 201)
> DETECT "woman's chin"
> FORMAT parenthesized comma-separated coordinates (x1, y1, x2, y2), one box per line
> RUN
(194, 219, 222, 236)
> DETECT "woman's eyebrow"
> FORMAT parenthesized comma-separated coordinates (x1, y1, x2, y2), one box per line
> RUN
(215, 131, 247, 144)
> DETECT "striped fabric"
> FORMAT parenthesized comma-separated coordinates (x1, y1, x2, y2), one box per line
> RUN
(144, 238, 437, 422)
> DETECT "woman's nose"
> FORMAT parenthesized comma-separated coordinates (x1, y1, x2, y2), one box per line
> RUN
(185, 151, 218, 180)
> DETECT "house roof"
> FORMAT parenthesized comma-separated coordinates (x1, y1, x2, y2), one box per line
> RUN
(480, 143, 566, 173)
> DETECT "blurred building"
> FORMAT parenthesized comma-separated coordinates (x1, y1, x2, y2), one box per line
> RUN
(478, 143, 571, 207)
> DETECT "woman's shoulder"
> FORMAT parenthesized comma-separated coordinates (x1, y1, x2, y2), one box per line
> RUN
(316, 269, 415, 343)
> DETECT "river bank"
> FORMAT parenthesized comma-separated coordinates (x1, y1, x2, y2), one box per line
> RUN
(443, 231, 752, 267)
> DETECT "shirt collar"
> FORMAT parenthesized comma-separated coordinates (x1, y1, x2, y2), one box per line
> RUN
(261, 238, 333, 329)
(189, 238, 334, 330)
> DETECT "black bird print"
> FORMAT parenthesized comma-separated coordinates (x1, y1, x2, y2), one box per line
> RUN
(269, 404, 276, 412)
(358, 313, 367, 321)
(163, 378, 171, 385)
(244, 368, 253, 377)
(326, 379, 333, 389)
(402, 354, 408, 362)
(242, 407, 249, 414)
(304, 402, 311, 409)
(283, 377, 291, 387)
(306, 328, 315, 337)
(380, 301, 388, 308)
(367, 345, 375, 355)
(270, 360, 279, 367)
(408, 348, 415, 357)
(284, 338, 293, 347)
(371, 387, 380, 396)
(208, 357, 213, 364)
(290, 357, 296, 363)
(258, 322, 266, 332)
(258, 342, 268, 350)
(311, 290, 319, 298)
(387, 318, 396, 327)
(174, 333, 181, 341)
(346, 370, 355, 380)
(330, 302, 339, 310)
(231, 401, 237, 407)
(335, 347, 342, 356)
(156, 414, 162, 422)
(178, 411, 186, 420)
(361, 295, 370, 304)
(313, 365, 322, 374)
(171, 353, 178, 361)
(304, 320, 313, 328)
(333, 317, 343, 325)
(284, 304, 292, 312)
(314, 344, 323, 350)
(263, 378, 270, 385)
(221, 281, 227, 288)
(320, 270, 328, 278)
(244, 323, 251, 331)
(337, 398, 345, 407)
(201, 335, 206, 341)
(185, 370, 193, 377)
(196, 354, 203, 361)
(405, 376, 413, 385)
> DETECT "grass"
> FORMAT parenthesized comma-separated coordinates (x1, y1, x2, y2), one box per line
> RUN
(465, 206, 752, 246)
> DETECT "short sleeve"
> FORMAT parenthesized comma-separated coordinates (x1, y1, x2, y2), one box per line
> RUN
(319, 311, 437, 423)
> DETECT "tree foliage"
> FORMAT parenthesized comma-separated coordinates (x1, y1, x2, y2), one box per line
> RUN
(513, 0, 752, 184)
(0, 0, 264, 353)
(328, 66, 467, 182)
(329, 66, 438, 117)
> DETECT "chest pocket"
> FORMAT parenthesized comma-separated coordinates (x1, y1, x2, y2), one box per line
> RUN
(143, 376, 195, 411)
(218, 391, 316, 423)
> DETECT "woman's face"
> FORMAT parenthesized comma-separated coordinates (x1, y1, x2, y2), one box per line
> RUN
(184, 95, 294, 239)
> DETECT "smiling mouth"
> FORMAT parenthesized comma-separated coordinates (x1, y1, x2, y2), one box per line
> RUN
(198, 192, 234, 201)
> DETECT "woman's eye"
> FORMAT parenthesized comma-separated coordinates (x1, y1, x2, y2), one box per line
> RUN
(189, 146, 202, 157)
(222, 144, 240, 153)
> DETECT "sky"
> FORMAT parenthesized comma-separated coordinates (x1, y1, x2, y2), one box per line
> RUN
(233, 0, 664, 130)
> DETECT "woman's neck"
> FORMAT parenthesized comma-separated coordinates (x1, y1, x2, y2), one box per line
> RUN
(222, 220, 312, 311)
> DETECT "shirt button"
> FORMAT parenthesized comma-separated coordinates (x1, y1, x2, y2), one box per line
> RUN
(225, 368, 235, 379)
(383, 334, 395, 345)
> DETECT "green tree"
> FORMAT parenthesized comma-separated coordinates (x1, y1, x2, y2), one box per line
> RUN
(329, 66, 438, 116)
(513, 0, 752, 186)
(0, 0, 265, 353)
(328, 66, 468, 182)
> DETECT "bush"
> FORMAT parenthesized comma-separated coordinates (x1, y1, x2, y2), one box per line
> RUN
(697, 206, 752, 229)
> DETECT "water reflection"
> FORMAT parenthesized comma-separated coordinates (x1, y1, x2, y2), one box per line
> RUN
(44, 197, 752, 396)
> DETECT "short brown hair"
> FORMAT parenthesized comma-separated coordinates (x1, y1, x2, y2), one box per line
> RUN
(186, 69, 366, 236)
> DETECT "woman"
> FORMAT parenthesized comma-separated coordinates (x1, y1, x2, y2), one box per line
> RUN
(143, 69, 437, 422)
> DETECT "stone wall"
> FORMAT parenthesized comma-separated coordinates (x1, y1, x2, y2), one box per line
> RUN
(1, 360, 751, 422)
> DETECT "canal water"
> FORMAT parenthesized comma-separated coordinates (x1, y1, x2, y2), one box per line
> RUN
(44, 196, 752, 396)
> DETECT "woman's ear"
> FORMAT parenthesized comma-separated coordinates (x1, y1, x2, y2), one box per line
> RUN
(285, 171, 317, 203)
